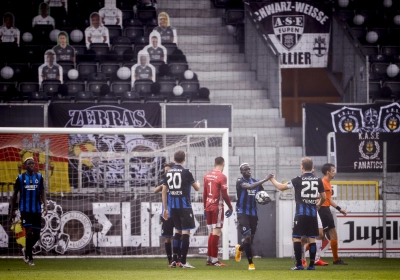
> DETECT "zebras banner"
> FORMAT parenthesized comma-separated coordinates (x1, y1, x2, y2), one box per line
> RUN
(247, 1, 331, 68)
(335, 132, 400, 172)
(304, 102, 400, 156)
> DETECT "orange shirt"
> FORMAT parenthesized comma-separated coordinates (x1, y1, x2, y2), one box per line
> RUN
(321, 177, 332, 207)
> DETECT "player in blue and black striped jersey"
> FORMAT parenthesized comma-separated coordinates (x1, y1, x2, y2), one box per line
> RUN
(234, 163, 273, 271)
(270, 157, 326, 271)
(9, 157, 48, 266)
(162, 150, 200, 269)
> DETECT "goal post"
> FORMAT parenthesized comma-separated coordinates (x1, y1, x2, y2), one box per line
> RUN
(0, 127, 230, 260)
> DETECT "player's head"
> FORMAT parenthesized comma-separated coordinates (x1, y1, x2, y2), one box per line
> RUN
(45, 50, 55, 66)
(24, 157, 35, 172)
(174, 150, 185, 164)
(105, 0, 116, 8)
(90, 12, 100, 28)
(58, 32, 68, 46)
(214, 156, 225, 170)
(40, 3, 49, 16)
(239, 162, 251, 178)
(164, 162, 175, 171)
(301, 157, 313, 173)
(3, 13, 13, 28)
(321, 163, 336, 179)
(158, 12, 169, 27)
(151, 36, 158, 47)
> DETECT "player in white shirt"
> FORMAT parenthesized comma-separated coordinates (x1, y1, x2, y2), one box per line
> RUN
(99, 0, 122, 27)
(143, 31, 167, 62)
(131, 50, 155, 88)
(38, 50, 63, 86)
(85, 12, 109, 49)
(0, 13, 20, 45)
(32, 3, 55, 28)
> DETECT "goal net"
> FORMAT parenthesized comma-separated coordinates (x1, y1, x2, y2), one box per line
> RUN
(0, 127, 231, 259)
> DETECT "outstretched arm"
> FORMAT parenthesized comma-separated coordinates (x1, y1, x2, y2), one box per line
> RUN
(162, 184, 168, 220)
(241, 174, 273, 189)
(269, 174, 289, 191)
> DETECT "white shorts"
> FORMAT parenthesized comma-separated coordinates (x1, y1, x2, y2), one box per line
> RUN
(317, 212, 322, 229)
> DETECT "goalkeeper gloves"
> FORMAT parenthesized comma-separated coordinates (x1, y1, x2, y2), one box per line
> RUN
(225, 210, 232, 218)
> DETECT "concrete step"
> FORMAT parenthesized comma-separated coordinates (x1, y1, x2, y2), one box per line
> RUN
(233, 146, 303, 156)
(233, 108, 280, 117)
(180, 43, 239, 54)
(233, 136, 301, 147)
(159, 0, 213, 10)
(228, 100, 273, 109)
(179, 35, 236, 44)
(210, 89, 267, 98)
(169, 18, 223, 27)
(159, 9, 224, 18)
(189, 61, 249, 71)
(196, 71, 256, 81)
(233, 117, 285, 127)
(205, 81, 265, 90)
(178, 26, 233, 36)
(231, 127, 296, 137)
(186, 53, 245, 63)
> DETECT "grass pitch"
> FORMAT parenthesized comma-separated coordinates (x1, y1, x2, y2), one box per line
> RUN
(1, 257, 399, 280)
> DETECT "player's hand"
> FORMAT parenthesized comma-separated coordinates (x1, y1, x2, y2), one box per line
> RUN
(204, 210, 207, 220)
(163, 209, 168, 221)
(340, 209, 347, 216)
(225, 210, 232, 218)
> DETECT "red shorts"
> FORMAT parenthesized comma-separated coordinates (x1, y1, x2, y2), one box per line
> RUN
(206, 207, 224, 230)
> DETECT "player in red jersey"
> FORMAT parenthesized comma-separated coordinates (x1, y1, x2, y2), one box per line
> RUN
(203, 157, 233, 267)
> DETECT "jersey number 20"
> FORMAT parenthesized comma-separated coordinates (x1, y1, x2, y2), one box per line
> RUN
(167, 173, 181, 189)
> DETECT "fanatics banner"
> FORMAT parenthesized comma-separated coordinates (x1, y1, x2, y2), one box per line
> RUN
(335, 132, 400, 173)
(247, 1, 331, 68)
(304, 102, 400, 156)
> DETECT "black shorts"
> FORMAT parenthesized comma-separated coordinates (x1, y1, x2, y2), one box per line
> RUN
(292, 215, 319, 238)
(20, 212, 42, 230)
(237, 214, 258, 236)
(170, 208, 195, 231)
(318, 206, 336, 232)
(161, 215, 174, 237)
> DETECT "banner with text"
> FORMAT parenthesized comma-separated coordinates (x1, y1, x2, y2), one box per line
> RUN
(304, 102, 400, 156)
(248, 1, 331, 68)
(335, 132, 400, 172)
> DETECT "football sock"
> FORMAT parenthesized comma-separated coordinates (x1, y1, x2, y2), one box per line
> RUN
(165, 242, 172, 263)
(309, 242, 316, 267)
(331, 239, 339, 262)
(211, 234, 219, 258)
(293, 242, 302, 267)
(26, 236, 33, 261)
(180, 234, 190, 264)
(244, 242, 253, 264)
(315, 239, 322, 261)
(172, 233, 181, 262)
(207, 233, 213, 258)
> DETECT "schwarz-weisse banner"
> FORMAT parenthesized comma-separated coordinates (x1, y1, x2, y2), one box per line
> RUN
(48, 103, 162, 190)
(0, 199, 238, 256)
(304, 102, 400, 156)
(335, 132, 400, 172)
(247, 1, 331, 68)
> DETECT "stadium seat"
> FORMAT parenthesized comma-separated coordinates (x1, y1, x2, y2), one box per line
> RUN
(162, 43, 178, 56)
(122, 50, 137, 63)
(72, 45, 87, 62)
(29, 91, 48, 103)
(112, 36, 132, 45)
(20, 45, 43, 64)
(57, 61, 75, 81)
(383, 81, 400, 97)
(113, 44, 133, 61)
(137, 9, 157, 24)
(368, 81, 382, 102)
(214, 0, 229, 8)
(98, 92, 119, 104)
(100, 63, 120, 79)
(65, 81, 85, 95)
(105, 25, 123, 42)
(75, 91, 96, 103)
(8, 63, 30, 81)
(120, 91, 141, 103)
(88, 81, 109, 94)
(225, 9, 245, 25)
(121, 10, 135, 21)
(89, 43, 110, 61)
(192, 87, 211, 103)
(32, 25, 53, 44)
(134, 79, 153, 96)
(42, 80, 61, 95)
(123, 18, 143, 27)
(124, 27, 145, 43)
(169, 63, 189, 79)
(77, 63, 98, 80)
(159, 80, 176, 95)
(382, 46, 400, 56)
(19, 82, 40, 94)
(180, 81, 200, 98)
(150, 61, 164, 75)
(369, 62, 390, 81)
(0, 43, 19, 63)
(111, 81, 132, 96)
(0, 82, 16, 93)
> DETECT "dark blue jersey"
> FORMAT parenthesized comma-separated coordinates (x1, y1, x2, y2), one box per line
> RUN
(15, 172, 44, 213)
(289, 172, 325, 217)
(162, 164, 195, 209)
(236, 177, 264, 217)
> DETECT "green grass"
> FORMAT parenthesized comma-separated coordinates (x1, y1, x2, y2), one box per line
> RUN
(1, 257, 399, 280)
